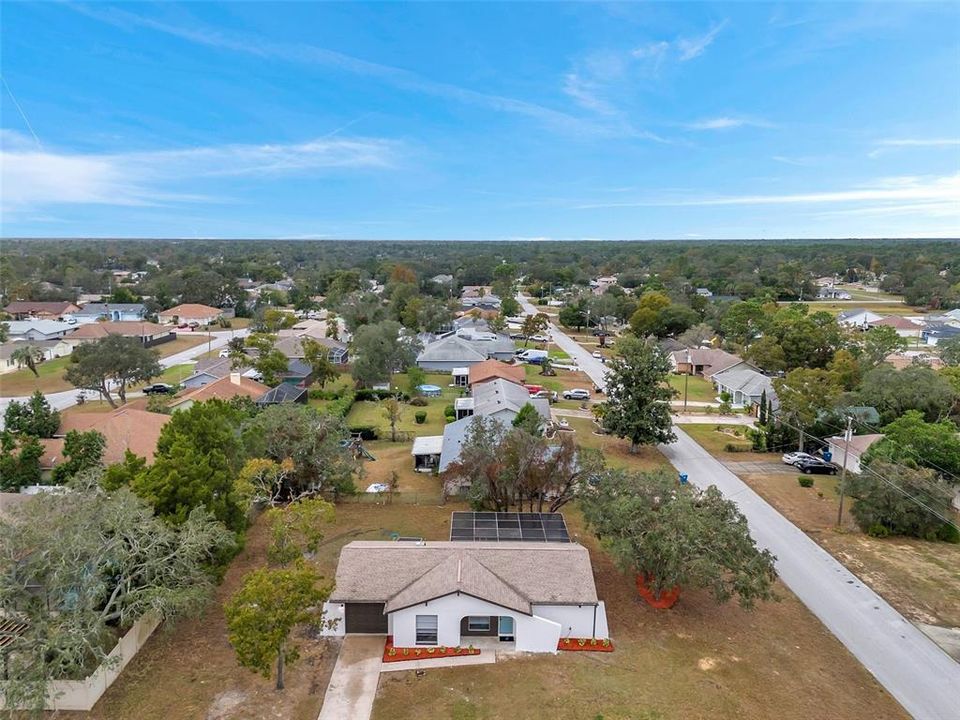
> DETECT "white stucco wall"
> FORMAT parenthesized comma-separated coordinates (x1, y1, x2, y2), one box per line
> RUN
(390, 593, 562, 653)
(531, 602, 609, 640)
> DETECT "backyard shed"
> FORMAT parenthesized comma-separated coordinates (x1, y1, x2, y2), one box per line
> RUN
(411, 435, 444, 472)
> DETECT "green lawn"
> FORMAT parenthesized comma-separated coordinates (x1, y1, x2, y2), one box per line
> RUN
(667, 374, 717, 403)
(681, 423, 755, 454)
(0, 355, 75, 396)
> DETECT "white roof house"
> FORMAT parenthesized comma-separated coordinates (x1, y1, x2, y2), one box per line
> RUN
(6, 320, 79, 342)
(321, 540, 609, 653)
(837, 308, 884, 329)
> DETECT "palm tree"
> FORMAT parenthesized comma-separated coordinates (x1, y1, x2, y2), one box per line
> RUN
(11, 344, 44, 377)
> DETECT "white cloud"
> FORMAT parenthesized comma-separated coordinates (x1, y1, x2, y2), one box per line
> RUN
(687, 116, 773, 131)
(573, 173, 960, 209)
(561, 73, 615, 114)
(676, 20, 730, 61)
(869, 137, 960, 158)
(0, 131, 400, 211)
(631, 41, 671, 60)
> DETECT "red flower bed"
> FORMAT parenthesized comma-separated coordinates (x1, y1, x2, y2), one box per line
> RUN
(382, 636, 482, 663)
(557, 637, 614, 652)
(635, 573, 681, 609)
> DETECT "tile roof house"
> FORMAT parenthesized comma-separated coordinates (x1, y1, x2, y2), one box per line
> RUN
(321, 540, 609, 653)
(3, 301, 80, 320)
(710, 364, 778, 413)
(467, 359, 526, 387)
(169, 373, 269, 411)
(68, 303, 147, 322)
(63, 321, 174, 348)
(417, 334, 516, 372)
(867, 316, 923, 339)
(157, 303, 223, 325)
(42, 407, 170, 469)
(669, 348, 742, 378)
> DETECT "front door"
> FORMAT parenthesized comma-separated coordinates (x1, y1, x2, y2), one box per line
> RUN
(498, 616, 515, 642)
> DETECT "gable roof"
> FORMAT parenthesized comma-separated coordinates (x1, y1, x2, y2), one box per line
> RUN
(417, 335, 489, 363)
(329, 541, 599, 610)
(170, 374, 269, 407)
(158, 303, 221, 319)
(468, 359, 526, 386)
(67, 321, 168, 340)
(71, 303, 146, 316)
(473, 378, 549, 419)
(56, 407, 170, 465)
(4, 301, 78, 315)
(7, 320, 78, 336)
(711, 364, 776, 400)
(670, 348, 741, 377)
(827, 433, 884, 456)
(868, 316, 922, 331)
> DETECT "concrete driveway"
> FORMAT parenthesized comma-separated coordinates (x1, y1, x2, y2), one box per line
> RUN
(317, 635, 384, 720)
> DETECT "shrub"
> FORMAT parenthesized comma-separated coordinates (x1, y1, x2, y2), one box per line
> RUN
(443, 404, 456, 419)
(866, 523, 890, 538)
(797, 476, 814, 488)
(354, 388, 410, 402)
(309, 387, 344, 401)
(936, 523, 960, 544)
(718, 401, 734, 415)
(414, 411, 427, 424)
(723, 443, 749, 453)
(347, 425, 379, 440)
(409, 396, 429, 407)
(326, 391, 355, 418)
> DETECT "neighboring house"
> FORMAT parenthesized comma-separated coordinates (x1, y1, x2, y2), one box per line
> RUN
(923, 323, 960, 346)
(255, 383, 308, 406)
(180, 357, 258, 389)
(430, 274, 454, 286)
(157, 303, 223, 325)
(825, 433, 884, 475)
(590, 276, 618, 295)
(468, 358, 526, 387)
(281, 358, 313, 386)
(817, 287, 852, 300)
(417, 335, 516, 372)
(3, 301, 80, 320)
(669, 348, 741, 378)
(40, 408, 170, 473)
(940, 308, 960, 326)
(6, 320, 78, 342)
(711, 364, 778, 412)
(884, 351, 944, 370)
(837, 308, 884, 329)
(867, 316, 923, 340)
(695, 288, 713, 298)
(461, 294, 502, 310)
(68, 303, 147, 322)
(321, 539, 609, 653)
(274, 335, 349, 364)
(169, 373, 269, 411)
(411, 435, 444, 472)
(62, 321, 174, 349)
(0, 339, 72, 374)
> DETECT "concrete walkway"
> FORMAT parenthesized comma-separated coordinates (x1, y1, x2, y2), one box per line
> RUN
(380, 652, 496, 673)
(317, 636, 384, 720)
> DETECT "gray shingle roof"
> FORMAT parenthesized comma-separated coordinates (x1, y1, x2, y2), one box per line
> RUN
(417, 335, 489, 363)
(711, 365, 775, 399)
(329, 541, 599, 609)
(473, 378, 549, 419)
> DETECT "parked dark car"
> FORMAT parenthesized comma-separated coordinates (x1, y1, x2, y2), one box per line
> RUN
(143, 383, 176, 395)
(795, 457, 839, 475)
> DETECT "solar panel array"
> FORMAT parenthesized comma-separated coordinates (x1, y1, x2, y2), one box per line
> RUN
(449, 511, 570, 542)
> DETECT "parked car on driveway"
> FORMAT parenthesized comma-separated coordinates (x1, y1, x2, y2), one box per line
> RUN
(795, 457, 839, 475)
(563, 388, 591, 401)
(782, 451, 819, 466)
(143, 383, 175, 395)
(529, 334, 549, 343)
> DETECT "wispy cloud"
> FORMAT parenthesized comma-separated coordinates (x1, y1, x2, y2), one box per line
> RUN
(686, 116, 774, 131)
(676, 20, 730, 61)
(562, 72, 615, 115)
(0, 130, 400, 211)
(572, 173, 960, 209)
(71, 4, 632, 140)
(869, 137, 960, 158)
(772, 155, 821, 167)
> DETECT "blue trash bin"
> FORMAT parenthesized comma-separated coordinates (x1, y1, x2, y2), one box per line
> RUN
(679, 473, 689, 485)
(822, 451, 833, 463)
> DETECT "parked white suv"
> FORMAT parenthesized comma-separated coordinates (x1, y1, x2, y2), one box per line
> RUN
(563, 389, 591, 401)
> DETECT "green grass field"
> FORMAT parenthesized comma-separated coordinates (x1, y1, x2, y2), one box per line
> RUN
(667, 374, 717, 403)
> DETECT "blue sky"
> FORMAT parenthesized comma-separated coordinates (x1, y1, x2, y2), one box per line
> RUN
(2, 1, 958, 239)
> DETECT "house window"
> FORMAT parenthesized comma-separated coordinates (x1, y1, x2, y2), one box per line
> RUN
(467, 616, 490, 632)
(415, 615, 438, 645)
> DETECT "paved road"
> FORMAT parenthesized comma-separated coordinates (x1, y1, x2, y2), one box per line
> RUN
(518, 294, 960, 720)
(0, 329, 247, 425)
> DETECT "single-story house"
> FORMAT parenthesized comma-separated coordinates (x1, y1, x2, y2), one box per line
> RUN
(711, 364, 778, 412)
(461, 294, 502, 310)
(837, 308, 884, 329)
(468, 358, 526, 388)
(669, 348, 741, 378)
(923, 323, 960, 346)
(3, 301, 80, 320)
(68, 303, 147, 322)
(274, 335, 349, 364)
(180, 357, 260, 389)
(0, 339, 73, 374)
(6, 320, 78, 342)
(430, 274, 454, 285)
(417, 334, 516, 373)
(41, 408, 170, 472)
(817, 287, 852, 300)
(255, 383, 308, 407)
(321, 540, 609, 653)
(411, 435, 444, 472)
(169, 373, 270, 411)
(695, 288, 713, 297)
(867, 316, 923, 340)
(825, 433, 884, 475)
(157, 303, 223, 326)
(62, 321, 174, 349)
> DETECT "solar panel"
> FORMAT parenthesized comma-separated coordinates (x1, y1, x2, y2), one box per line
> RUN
(449, 511, 570, 542)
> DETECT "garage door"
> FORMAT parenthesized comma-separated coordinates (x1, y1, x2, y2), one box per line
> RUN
(344, 603, 388, 634)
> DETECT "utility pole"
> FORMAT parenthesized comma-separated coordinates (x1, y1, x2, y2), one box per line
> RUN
(683, 349, 690, 411)
(836, 415, 854, 528)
